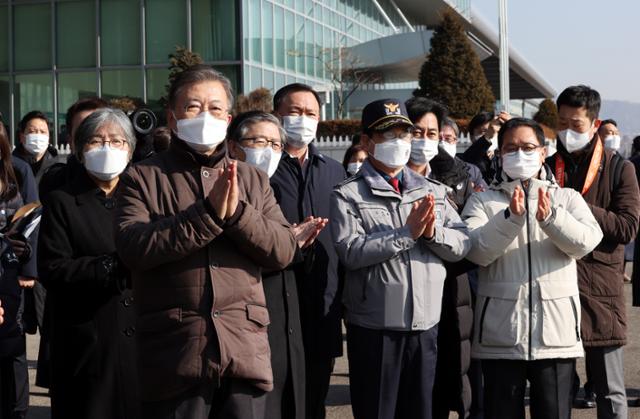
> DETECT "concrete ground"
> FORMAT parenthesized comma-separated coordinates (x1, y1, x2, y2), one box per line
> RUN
(25, 282, 640, 419)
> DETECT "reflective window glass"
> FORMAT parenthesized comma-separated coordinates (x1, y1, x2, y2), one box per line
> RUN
(146, 0, 187, 64)
(146, 68, 170, 112)
(57, 0, 96, 68)
(15, 74, 54, 126)
(57, 72, 98, 135)
(0, 76, 10, 130)
(285, 11, 295, 71)
(14, 4, 52, 71)
(101, 69, 143, 102)
(0, 7, 8, 72)
(274, 7, 284, 69)
(192, 0, 239, 61)
(101, 0, 140, 65)
(261, 3, 273, 66)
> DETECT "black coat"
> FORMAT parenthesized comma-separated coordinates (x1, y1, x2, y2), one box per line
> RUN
(270, 144, 346, 359)
(12, 144, 60, 185)
(263, 269, 305, 419)
(38, 169, 139, 419)
(461, 137, 496, 184)
(630, 154, 640, 307)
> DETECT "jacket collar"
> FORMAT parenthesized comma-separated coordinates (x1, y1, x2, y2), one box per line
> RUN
(361, 159, 427, 199)
(169, 136, 228, 168)
(73, 167, 105, 206)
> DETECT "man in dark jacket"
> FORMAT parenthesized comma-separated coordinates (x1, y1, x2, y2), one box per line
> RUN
(270, 83, 346, 419)
(115, 65, 297, 419)
(546, 85, 640, 419)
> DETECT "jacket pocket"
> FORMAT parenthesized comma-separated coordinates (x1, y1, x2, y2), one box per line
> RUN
(246, 304, 270, 328)
(476, 282, 520, 347)
(356, 203, 394, 232)
(539, 280, 580, 347)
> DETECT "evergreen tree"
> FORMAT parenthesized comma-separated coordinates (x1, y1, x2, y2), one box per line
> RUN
(533, 98, 559, 130)
(414, 11, 495, 119)
(160, 46, 204, 107)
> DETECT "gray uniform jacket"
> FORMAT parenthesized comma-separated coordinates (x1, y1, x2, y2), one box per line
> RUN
(330, 160, 471, 331)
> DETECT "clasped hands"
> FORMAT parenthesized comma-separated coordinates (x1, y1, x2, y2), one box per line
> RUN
(509, 185, 552, 222)
(407, 194, 437, 240)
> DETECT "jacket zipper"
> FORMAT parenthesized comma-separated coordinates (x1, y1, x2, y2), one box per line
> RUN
(570, 297, 581, 341)
(478, 297, 491, 344)
(524, 185, 533, 360)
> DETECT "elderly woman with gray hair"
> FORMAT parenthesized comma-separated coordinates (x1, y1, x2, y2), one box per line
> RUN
(38, 108, 139, 419)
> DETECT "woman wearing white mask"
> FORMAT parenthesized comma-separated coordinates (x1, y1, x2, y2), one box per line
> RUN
(461, 118, 603, 419)
(342, 143, 368, 176)
(38, 108, 139, 419)
(13, 111, 59, 185)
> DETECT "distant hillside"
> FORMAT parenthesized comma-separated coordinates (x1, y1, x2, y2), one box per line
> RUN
(601, 100, 640, 135)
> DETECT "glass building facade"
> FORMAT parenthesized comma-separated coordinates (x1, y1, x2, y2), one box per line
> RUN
(0, 0, 401, 143)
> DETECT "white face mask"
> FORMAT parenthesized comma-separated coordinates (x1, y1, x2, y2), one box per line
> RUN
(501, 149, 542, 181)
(241, 146, 282, 178)
(83, 145, 130, 181)
(175, 112, 228, 153)
(373, 138, 411, 169)
(282, 116, 318, 148)
(24, 133, 49, 155)
(347, 162, 362, 176)
(604, 135, 621, 151)
(440, 141, 457, 158)
(558, 127, 593, 153)
(410, 139, 439, 164)
(546, 143, 557, 157)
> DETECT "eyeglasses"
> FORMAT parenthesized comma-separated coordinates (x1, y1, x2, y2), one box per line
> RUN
(183, 101, 228, 119)
(86, 136, 128, 150)
(378, 130, 413, 142)
(501, 144, 542, 155)
(240, 137, 283, 152)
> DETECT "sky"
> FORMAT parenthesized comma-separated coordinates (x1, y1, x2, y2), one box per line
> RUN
(473, 0, 640, 103)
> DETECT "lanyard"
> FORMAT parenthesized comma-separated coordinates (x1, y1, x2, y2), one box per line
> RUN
(555, 139, 603, 196)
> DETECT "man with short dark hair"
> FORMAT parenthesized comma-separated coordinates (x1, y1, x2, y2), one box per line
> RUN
(270, 83, 346, 419)
(598, 119, 621, 151)
(547, 85, 640, 419)
(115, 65, 297, 418)
(331, 98, 470, 419)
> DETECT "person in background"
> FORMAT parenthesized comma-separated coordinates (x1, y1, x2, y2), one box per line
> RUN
(441, 117, 487, 192)
(462, 111, 511, 183)
(462, 117, 603, 419)
(547, 85, 640, 418)
(115, 65, 296, 418)
(227, 110, 328, 419)
(0, 122, 39, 419)
(342, 144, 367, 176)
(13, 111, 59, 184)
(405, 97, 476, 418)
(331, 98, 470, 419)
(598, 119, 621, 152)
(271, 83, 346, 419)
(38, 109, 139, 419)
(151, 126, 172, 153)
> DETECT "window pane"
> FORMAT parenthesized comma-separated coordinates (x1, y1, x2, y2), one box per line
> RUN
(0, 76, 10, 130)
(192, 0, 239, 61)
(295, 15, 304, 73)
(215, 65, 239, 96)
(101, 69, 143, 102)
(101, 0, 140, 65)
(146, 68, 170, 112)
(0, 7, 8, 71)
(248, 0, 260, 62)
(285, 11, 294, 71)
(14, 4, 52, 71)
(305, 20, 314, 77)
(57, 72, 97, 135)
(146, 0, 187, 64)
(274, 7, 284, 69)
(57, 0, 96, 68)
(15, 74, 54, 126)
(261, 3, 273, 66)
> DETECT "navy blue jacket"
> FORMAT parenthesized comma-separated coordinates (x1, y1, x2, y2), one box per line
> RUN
(270, 144, 346, 359)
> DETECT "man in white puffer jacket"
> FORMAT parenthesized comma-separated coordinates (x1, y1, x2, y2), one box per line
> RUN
(461, 118, 603, 419)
